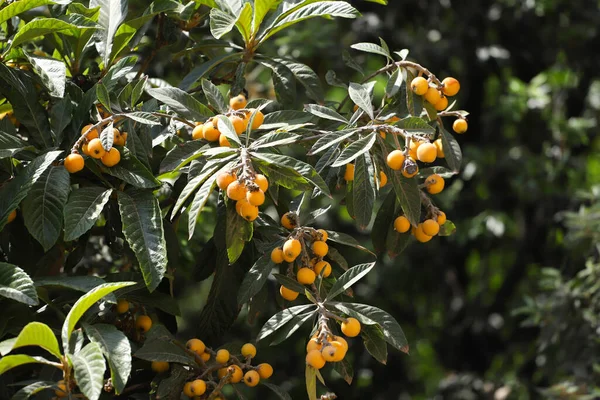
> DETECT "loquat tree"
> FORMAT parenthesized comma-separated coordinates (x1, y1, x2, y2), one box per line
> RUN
(0, 0, 470, 399)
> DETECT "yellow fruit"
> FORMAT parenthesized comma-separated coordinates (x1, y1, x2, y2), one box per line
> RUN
(282, 252, 296, 263)
(120, 132, 128, 145)
(151, 361, 169, 373)
(101, 148, 120, 167)
(246, 189, 265, 206)
(411, 76, 429, 95)
(112, 128, 122, 143)
(441, 77, 460, 97)
(297, 268, 316, 285)
(215, 349, 230, 364)
(280, 286, 299, 301)
(216, 172, 236, 191)
(413, 223, 433, 243)
(437, 211, 447, 225)
(248, 109, 264, 129)
(306, 338, 323, 352)
(190, 379, 206, 396)
(422, 219, 440, 236)
(218, 367, 228, 379)
(330, 338, 348, 361)
(183, 382, 194, 397)
(55, 381, 67, 397)
(186, 338, 206, 355)
(230, 94, 247, 110)
(254, 174, 269, 191)
(387, 150, 406, 170)
(244, 370, 260, 387)
(235, 199, 248, 215)
(344, 164, 354, 181)
(241, 343, 257, 358)
(226, 180, 247, 201)
(192, 124, 204, 140)
(314, 261, 332, 278)
(200, 352, 210, 362)
(81, 124, 99, 140)
(306, 349, 326, 369)
(257, 363, 273, 379)
(394, 216, 410, 233)
(424, 87, 443, 105)
(409, 140, 420, 160)
(81, 142, 90, 156)
(433, 96, 448, 111)
(280, 212, 297, 229)
(7, 209, 17, 224)
(64, 154, 85, 173)
(378, 171, 388, 187)
(87, 138, 106, 159)
(321, 345, 338, 362)
(239, 202, 259, 222)
(341, 317, 361, 337)
(283, 239, 302, 260)
(425, 174, 445, 194)
(202, 122, 220, 142)
(219, 134, 230, 147)
(453, 119, 468, 133)
(116, 299, 129, 314)
(332, 335, 348, 351)
(317, 229, 328, 241)
(312, 241, 328, 257)
(434, 138, 445, 158)
(271, 247, 284, 264)
(416, 142, 437, 163)
(230, 365, 244, 383)
(402, 164, 418, 178)
(230, 115, 246, 134)
(135, 315, 152, 332)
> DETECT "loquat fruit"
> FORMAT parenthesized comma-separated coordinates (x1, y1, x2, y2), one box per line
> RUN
(441, 77, 460, 97)
(190, 379, 206, 396)
(7, 209, 17, 224)
(216, 171, 236, 191)
(257, 363, 273, 379)
(192, 124, 204, 140)
(436, 211, 447, 225)
(229, 94, 247, 110)
(183, 382, 194, 397)
(271, 247, 284, 264)
(283, 238, 302, 260)
(81, 124, 99, 140)
(229, 115, 246, 134)
(226, 180, 247, 201)
(434, 138, 445, 158)
(314, 261, 332, 278)
(306, 338, 322, 352)
(248, 109, 264, 129)
(317, 229, 328, 241)
(402, 163, 419, 178)
(239, 202, 259, 221)
(280, 212, 297, 229)
(215, 349, 230, 364)
(409, 140, 420, 160)
(81, 142, 90, 156)
(151, 361, 169, 373)
(135, 315, 152, 332)
(387, 150, 406, 171)
(101, 147, 120, 167)
(453, 118, 468, 134)
(246, 189, 265, 206)
(297, 268, 316, 285)
(280, 286, 299, 301)
(241, 343, 257, 358)
(312, 241, 328, 257)
(425, 174, 445, 194)
(55, 381, 67, 397)
(244, 370, 260, 387)
(186, 338, 206, 355)
(115, 299, 129, 314)
(64, 154, 85, 173)
(254, 174, 269, 192)
(433, 96, 448, 111)
(219, 134, 230, 147)
(424, 87, 443, 105)
(87, 138, 106, 159)
(378, 170, 388, 187)
(394, 216, 410, 233)
(422, 219, 440, 236)
(411, 76, 429, 96)
(321, 345, 338, 362)
(200, 352, 210, 362)
(202, 122, 220, 142)
(416, 142, 437, 163)
(413, 223, 433, 243)
(341, 317, 361, 337)
(306, 349, 326, 369)
(231, 365, 244, 383)
(344, 164, 354, 181)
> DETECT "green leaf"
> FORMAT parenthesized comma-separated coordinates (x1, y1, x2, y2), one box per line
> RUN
(252, 0, 279, 34)
(332, 356, 353, 384)
(225, 200, 253, 264)
(187, 169, 219, 240)
(156, 364, 195, 400)
(331, 302, 409, 353)
(179, 52, 243, 91)
(237, 255, 275, 306)
(405, 69, 424, 116)
(35, 276, 106, 293)
(97, 84, 113, 114)
(209, 7, 238, 38)
(304, 104, 348, 124)
(350, 42, 390, 58)
(397, 116, 435, 135)
(438, 220, 456, 236)
(325, 230, 374, 255)
(257, 304, 316, 341)
(263, 383, 293, 400)
(26, 55, 67, 98)
(385, 217, 412, 258)
(0, 354, 59, 375)
(273, 273, 307, 294)
(269, 310, 314, 346)
(386, 67, 403, 98)
(250, 131, 300, 150)
(259, 58, 296, 106)
(0, 130, 31, 159)
(201, 79, 228, 114)
(118, 190, 167, 292)
(9, 18, 90, 50)
(326, 262, 375, 301)
(0, 0, 55, 25)
(147, 87, 213, 121)
(387, 168, 421, 227)
(124, 111, 161, 126)
(308, 130, 356, 156)
(0, 263, 38, 306)
(50, 96, 73, 142)
(253, 159, 312, 191)
(90, 0, 128, 67)
(372, 191, 395, 254)
(22, 166, 70, 251)
(70, 342, 106, 400)
(159, 141, 207, 173)
(260, 110, 312, 129)
(83, 323, 131, 394)
(172, 160, 224, 217)
(440, 127, 462, 172)
(135, 338, 197, 365)
(97, 148, 160, 188)
(348, 82, 374, 119)
(277, 58, 324, 103)
(216, 115, 242, 147)
(9, 380, 57, 400)
(0, 150, 62, 229)
(352, 152, 376, 228)
(64, 187, 113, 241)
(361, 324, 388, 364)
(306, 364, 317, 400)
(61, 281, 135, 349)
(0, 322, 61, 359)
(235, 2, 253, 42)
(102, 55, 137, 92)
(331, 131, 376, 167)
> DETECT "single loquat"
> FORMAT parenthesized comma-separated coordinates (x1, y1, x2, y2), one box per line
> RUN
(441, 77, 460, 97)
(200, 352, 211, 362)
(101, 147, 120, 167)
(135, 315, 152, 332)
(434, 95, 448, 111)
(254, 174, 269, 192)
(416, 142, 437, 163)
(81, 124, 99, 140)
(214, 349, 229, 364)
(413, 223, 433, 243)
(280, 212, 297, 229)
(409, 140, 420, 160)
(186, 338, 206, 355)
(192, 124, 204, 140)
(248, 109, 264, 129)
(387, 149, 406, 171)
(306, 337, 322, 352)
(411, 76, 429, 96)
(344, 164, 354, 181)
(190, 379, 206, 396)
(271, 247, 284, 264)
(202, 121, 220, 142)
(314, 261, 332, 278)
(321, 345, 339, 362)
(378, 170, 388, 187)
(436, 211, 447, 225)
(425, 174, 445, 194)
(312, 241, 328, 257)
(402, 163, 419, 178)
(283, 238, 302, 260)
(226, 180, 247, 201)
(306, 349, 326, 369)
(280, 286, 299, 301)
(434, 138, 445, 158)
(394, 216, 410, 233)
(246, 189, 265, 206)
(151, 361, 169, 373)
(422, 219, 440, 236)
(230, 94, 247, 110)
(341, 317, 361, 337)
(241, 343, 257, 358)
(453, 118, 468, 133)
(115, 299, 129, 314)
(183, 382, 194, 397)
(64, 154, 85, 173)
(257, 363, 273, 379)
(230, 365, 244, 383)
(229, 115, 246, 134)
(87, 138, 106, 159)
(219, 134, 230, 147)
(55, 381, 67, 397)
(244, 370, 260, 387)
(7, 209, 17, 224)
(216, 171, 236, 191)
(239, 201, 259, 221)
(317, 229, 328, 241)
(424, 87, 443, 105)
(297, 268, 316, 285)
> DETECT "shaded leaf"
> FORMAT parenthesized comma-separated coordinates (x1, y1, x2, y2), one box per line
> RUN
(0, 263, 38, 306)
(64, 187, 113, 241)
(326, 262, 375, 301)
(237, 255, 275, 306)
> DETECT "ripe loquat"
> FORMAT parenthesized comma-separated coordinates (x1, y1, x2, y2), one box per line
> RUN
(280, 286, 299, 301)
(87, 138, 106, 159)
(244, 370, 260, 387)
(434, 96, 448, 111)
(81, 124, 99, 140)
(297, 268, 316, 285)
(226, 180, 247, 201)
(434, 138, 445, 158)
(306, 349, 326, 369)
(314, 261, 332, 278)
(424, 87, 443, 105)
(190, 379, 206, 396)
(280, 212, 297, 229)
(216, 172, 236, 191)
(453, 118, 468, 133)
(387, 150, 406, 171)
(116, 299, 129, 314)
(312, 241, 328, 257)
(422, 219, 440, 236)
(151, 361, 169, 373)
(64, 154, 85, 173)
(229, 115, 246, 134)
(378, 170, 388, 187)
(239, 201, 259, 221)
(186, 338, 206, 355)
(411, 76, 429, 95)
(441, 77, 460, 96)
(7, 210, 17, 224)
(394, 216, 410, 233)
(341, 317, 361, 337)
(257, 363, 273, 379)
(135, 315, 152, 332)
(317, 229, 328, 241)
(230, 94, 247, 110)
(192, 124, 204, 140)
(413, 223, 433, 243)
(183, 382, 194, 397)
(246, 189, 265, 206)
(241, 343, 257, 358)
(101, 148, 120, 167)
(283, 239, 302, 260)
(425, 174, 445, 194)
(219, 134, 230, 147)
(416, 142, 437, 163)
(254, 174, 269, 191)
(436, 211, 447, 225)
(344, 164, 354, 181)
(271, 247, 284, 264)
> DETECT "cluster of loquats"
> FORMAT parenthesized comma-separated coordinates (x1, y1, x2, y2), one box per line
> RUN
(217, 169, 269, 222)
(411, 75, 468, 133)
(305, 317, 362, 370)
(271, 212, 332, 300)
(394, 208, 448, 243)
(386, 136, 446, 179)
(64, 123, 127, 173)
(191, 94, 265, 146)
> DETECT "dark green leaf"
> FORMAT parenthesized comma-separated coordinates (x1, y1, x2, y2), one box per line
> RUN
(352, 152, 376, 228)
(0, 0, 54, 25)
(348, 82, 374, 119)
(64, 187, 112, 241)
(276, 58, 325, 102)
(0, 321, 61, 359)
(257, 304, 316, 341)
(326, 262, 375, 301)
(387, 168, 421, 226)
(304, 104, 348, 124)
(273, 273, 307, 294)
(263, 383, 293, 400)
(372, 191, 395, 254)
(9, 381, 57, 400)
(225, 200, 253, 264)
(325, 230, 374, 255)
(147, 87, 213, 121)
(35, 276, 106, 293)
(0, 263, 39, 306)
(351, 42, 390, 58)
(9, 18, 91, 50)
(385, 67, 403, 97)
(98, 148, 160, 188)
(125, 112, 161, 126)
(331, 132, 377, 167)
(333, 356, 353, 384)
(201, 79, 228, 114)
(159, 141, 207, 173)
(269, 310, 314, 346)
(362, 324, 388, 364)
(259, 58, 296, 106)
(0, 354, 59, 375)
(440, 127, 462, 172)
(237, 255, 275, 306)
(90, 0, 129, 67)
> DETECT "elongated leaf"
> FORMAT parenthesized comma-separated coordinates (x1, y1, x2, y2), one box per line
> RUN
(98, 148, 160, 188)
(362, 324, 388, 364)
(22, 166, 70, 251)
(235, 2, 253, 42)
(331, 132, 376, 167)
(125, 111, 161, 126)
(118, 190, 167, 292)
(304, 104, 348, 124)
(27, 55, 67, 98)
(270, 310, 314, 346)
(50, 96, 73, 142)
(263, 383, 293, 400)
(0, 0, 55, 25)
(134, 338, 197, 365)
(147, 87, 213, 121)
(308, 130, 356, 156)
(209, 7, 239, 38)
(352, 152, 376, 228)
(172, 161, 223, 217)
(216, 115, 242, 146)
(348, 82, 374, 119)
(97, 84, 113, 116)
(179, 52, 243, 91)
(225, 200, 253, 264)
(0, 130, 30, 159)
(325, 230, 374, 254)
(350, 42, 390, 58)
(201, 79, 228, 114)
(273, 273, 309, 294)
(257, 304, 316, 341)
(0, 322, 61, 359)
(277, 58, 324, 102)
(70, 342, 106, 400)
(0, 263, 38, 306)
(306, 365, 317, 400)
(332, 356, 353, 384)
(159, 141, 207, 173)
(387, 168, 421, 226)
(397, 116, 435, 135)
(64, 187, 113, 241)
(0, 354, 58, 375)
(326, 262, 375, 301)
(35, 276, 106, 293)
(187, 171, 218, 239)
(260, 58, 296, 106)
(237, 255, 275, 306)
(252, 0, 279, 34)
(385, 217, 412, 258)
(61, 281, 135, 348)
(9, 380, 57, 400)
(441, 127, 462, 172)
(386, 67, 403, 98)
(90, 0, 128, 67)
(10, 18, 90, 50)
(83, 323, 131, 394)
(371, 190, 395, 254)
(251, 131, 300, 149)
